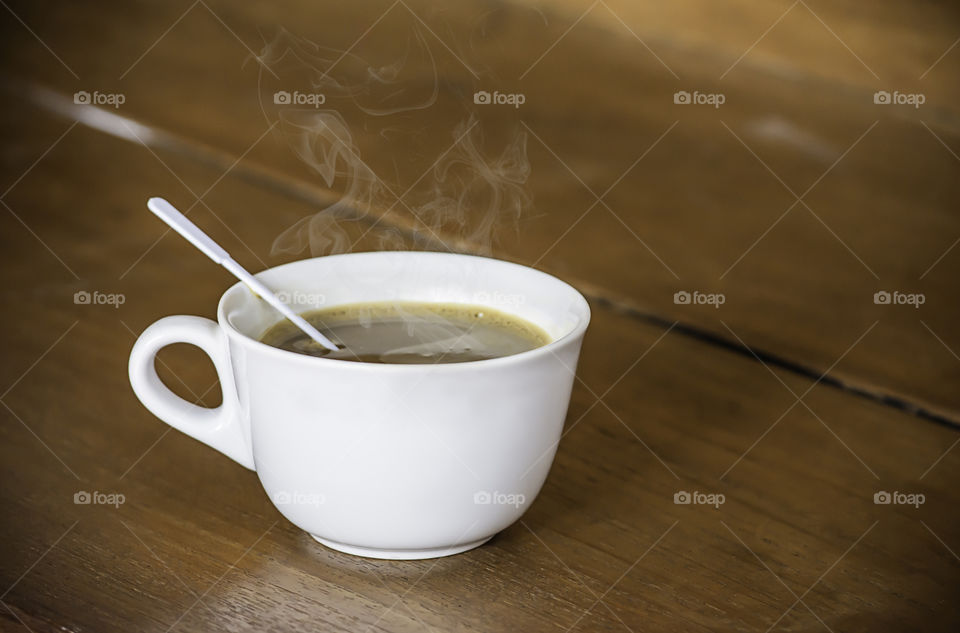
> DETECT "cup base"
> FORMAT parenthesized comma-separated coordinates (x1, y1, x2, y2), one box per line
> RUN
(310, 534, 493, 560)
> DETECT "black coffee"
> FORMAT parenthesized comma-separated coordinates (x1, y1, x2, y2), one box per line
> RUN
(258, 301, 550, 364)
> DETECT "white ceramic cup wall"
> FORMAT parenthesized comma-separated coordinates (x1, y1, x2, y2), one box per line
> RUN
(129, 251, 590, 559)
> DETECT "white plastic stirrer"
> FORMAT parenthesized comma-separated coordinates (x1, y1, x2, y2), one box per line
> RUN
(146, 197, 339, 352)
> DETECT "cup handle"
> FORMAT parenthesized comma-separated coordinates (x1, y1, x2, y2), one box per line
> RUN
(128, 315, 255, 470)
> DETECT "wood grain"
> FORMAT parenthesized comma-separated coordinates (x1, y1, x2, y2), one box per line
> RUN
(540, 0, 960, 105)
(1, 90, 958, 632)
(1, 0, 956, 418)
(0, 2, 958, 631)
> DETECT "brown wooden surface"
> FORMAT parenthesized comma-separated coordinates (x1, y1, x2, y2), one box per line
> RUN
(1, 0, 958, 420)
(1, 1, 958, 631)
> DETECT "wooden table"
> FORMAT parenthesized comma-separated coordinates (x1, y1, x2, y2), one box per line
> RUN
(1, 1, 958, 630)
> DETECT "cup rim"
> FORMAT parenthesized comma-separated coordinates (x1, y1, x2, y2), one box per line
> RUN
(216, 251, 591, 372)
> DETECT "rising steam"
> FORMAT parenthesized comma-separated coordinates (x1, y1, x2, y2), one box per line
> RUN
(253, 23, 530, 257)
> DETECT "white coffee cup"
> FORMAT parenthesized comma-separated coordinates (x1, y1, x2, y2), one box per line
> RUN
(129, 251, 590, 559)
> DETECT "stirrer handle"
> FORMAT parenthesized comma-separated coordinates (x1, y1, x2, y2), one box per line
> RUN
(147, 197, 229, 264)
(146, 197, 339, 352)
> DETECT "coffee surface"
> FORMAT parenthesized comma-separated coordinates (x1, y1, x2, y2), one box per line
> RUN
(258, 301, 551, 364)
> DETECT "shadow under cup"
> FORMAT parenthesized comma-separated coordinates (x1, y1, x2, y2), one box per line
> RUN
(218, 252, 590, 559)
